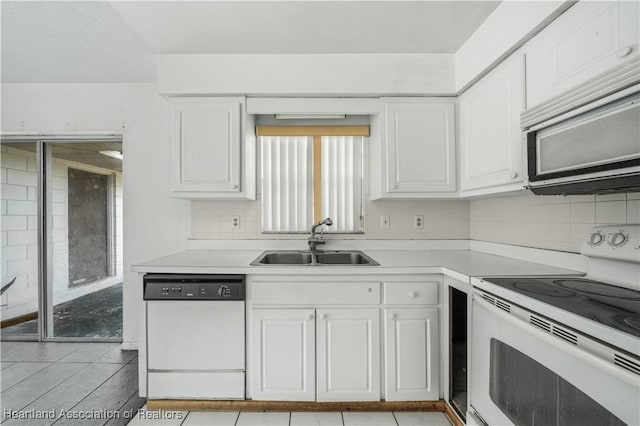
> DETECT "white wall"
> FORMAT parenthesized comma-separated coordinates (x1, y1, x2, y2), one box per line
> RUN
(1, 83, 190, 347)
(470, 192, 640, 253)
(157, 54, 455, 95)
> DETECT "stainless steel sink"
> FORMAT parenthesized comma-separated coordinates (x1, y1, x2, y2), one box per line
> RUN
(251, 250, 379, 266)
(253, 251, 314, 265)
(314, 251, 376, 265)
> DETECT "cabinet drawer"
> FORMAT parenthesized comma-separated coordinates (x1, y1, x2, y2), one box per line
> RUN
(252, 282, 380, 305)
(384, 282, 438, 305)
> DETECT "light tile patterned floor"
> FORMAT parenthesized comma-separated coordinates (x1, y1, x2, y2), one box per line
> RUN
(126, 410, 452, 426)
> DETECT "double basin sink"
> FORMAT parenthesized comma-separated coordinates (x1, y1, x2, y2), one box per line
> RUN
(251, 250, 379, 266)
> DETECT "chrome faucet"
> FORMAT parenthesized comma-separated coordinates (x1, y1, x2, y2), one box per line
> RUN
(308, 217, 333, 252)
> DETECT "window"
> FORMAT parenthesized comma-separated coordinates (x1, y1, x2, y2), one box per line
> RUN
(258, 126, 368, 233)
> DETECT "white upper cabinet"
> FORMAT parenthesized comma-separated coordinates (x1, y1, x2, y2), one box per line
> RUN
(170, 97, 256, 199)
(373, 99, 456, 199)
(459, 54, 525, 194)
(525, 1, 640, 109)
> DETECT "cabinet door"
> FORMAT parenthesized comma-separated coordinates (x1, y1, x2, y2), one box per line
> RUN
(383, 100, 456, 195)
(459, 55, 525, 193)
(384, 308, 439, 401)
(316, 308, 380, 401)
(171, 98, 242, 194)
(251, 309, 315, 401)
(526, 1, 639, 108)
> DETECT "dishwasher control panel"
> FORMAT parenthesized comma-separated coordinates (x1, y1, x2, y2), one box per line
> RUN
(143, 274, 245, 300)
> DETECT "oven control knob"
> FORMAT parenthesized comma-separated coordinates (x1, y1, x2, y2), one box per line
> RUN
(587, 232, 604, 247)
(609, 232, 628, 248)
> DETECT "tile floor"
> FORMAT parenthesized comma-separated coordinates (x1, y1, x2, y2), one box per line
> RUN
(126, 410, 452, 426)
(1, 341, 142, 425)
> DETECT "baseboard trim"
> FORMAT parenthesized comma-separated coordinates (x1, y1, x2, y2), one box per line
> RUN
(146, 399, 446, 413)
(444, 402, 465, 426)
(1, 312, 37, 328)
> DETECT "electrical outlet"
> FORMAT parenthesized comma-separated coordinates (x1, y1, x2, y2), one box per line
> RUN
(381, 215, 390, 230)
(232, 216, 241, 229)
(414, 215, 424, 229)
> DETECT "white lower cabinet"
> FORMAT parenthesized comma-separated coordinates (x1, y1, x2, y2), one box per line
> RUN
(249, 277, 441, 403)
(251, 309, 315, 401)
(316, 308, 380, 401)
(384, 308, 439, 401)
(251, 307, 379, 402)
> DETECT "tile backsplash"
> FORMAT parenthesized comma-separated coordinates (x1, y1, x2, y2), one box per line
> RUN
(470, 192, 640, 253)
(191, 192, 639, 252)
(191, 197, 470, 240)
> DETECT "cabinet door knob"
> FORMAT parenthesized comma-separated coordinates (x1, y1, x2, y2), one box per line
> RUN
(320, 314, 328, 320)
(408, 292, 417, 298)
(306, 314, 314, 321)
(617, 46, 632, 58)
(232, 184, 239, 190)
(391, 184, 398, 190)
(388, 313, 398, 319)
(510, 172, 519, 179)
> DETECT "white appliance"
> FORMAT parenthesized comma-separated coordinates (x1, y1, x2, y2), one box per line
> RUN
(469, 225, 640, 426)
(525, 88, 640, 195)
(143, 274, 246, 399)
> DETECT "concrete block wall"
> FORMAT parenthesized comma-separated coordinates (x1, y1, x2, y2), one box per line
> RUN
(1, 146, 39, 320)
(1, 146, 124, 321)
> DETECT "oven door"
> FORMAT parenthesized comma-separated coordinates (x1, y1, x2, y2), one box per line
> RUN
(470, 294, 639, 426)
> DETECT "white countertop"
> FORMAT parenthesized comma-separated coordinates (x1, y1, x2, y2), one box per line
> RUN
(131, 249, 582, 281)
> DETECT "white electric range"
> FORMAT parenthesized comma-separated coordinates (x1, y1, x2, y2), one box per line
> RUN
(469, 225, 640, 426)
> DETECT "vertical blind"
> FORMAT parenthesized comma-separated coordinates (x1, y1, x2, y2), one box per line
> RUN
(260, 135, 364, 233)
(321, 136, 363, 232)
(261, 136, 313, 232)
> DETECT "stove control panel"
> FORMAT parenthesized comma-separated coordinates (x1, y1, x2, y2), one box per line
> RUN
(581, 225, 640, 263)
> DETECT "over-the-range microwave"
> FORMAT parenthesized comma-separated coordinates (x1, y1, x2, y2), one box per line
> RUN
(525, 88, 640, 195)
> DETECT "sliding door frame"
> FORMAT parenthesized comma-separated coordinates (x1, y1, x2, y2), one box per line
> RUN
(1, 133, 122, 342)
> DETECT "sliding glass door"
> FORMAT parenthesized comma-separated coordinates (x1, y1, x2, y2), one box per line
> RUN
(1, 141, 41, 340)
(1, 137, 123, 341)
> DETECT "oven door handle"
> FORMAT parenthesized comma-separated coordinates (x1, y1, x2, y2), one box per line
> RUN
(472, 294, 639, 387)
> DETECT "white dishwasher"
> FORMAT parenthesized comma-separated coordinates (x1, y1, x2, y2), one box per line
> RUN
(143, 274, 245, 399)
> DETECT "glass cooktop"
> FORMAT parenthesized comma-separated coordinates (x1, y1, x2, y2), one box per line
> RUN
(483, 277, 640, 338)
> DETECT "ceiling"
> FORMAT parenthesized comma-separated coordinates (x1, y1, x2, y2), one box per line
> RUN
(4, 142, 123, 173)
(1, 1, 500, 83)
(110, 1, 500, 55)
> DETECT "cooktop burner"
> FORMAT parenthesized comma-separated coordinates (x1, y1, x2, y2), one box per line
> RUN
(483, 277, 640, 338)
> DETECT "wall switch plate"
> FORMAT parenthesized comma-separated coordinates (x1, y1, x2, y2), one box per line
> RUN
(232, 216, 241, 229)
(381, 215, 390, 229)
(414, 215, 424, 229)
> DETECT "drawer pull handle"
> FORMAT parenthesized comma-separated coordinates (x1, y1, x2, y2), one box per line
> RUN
(388, 313, 398, 319)
(306, 314, 314, 321)
(408, 292, 418, 298)
(321, 314, 328, 320)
